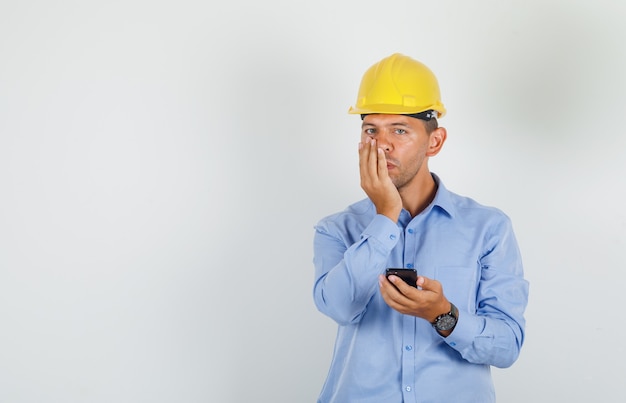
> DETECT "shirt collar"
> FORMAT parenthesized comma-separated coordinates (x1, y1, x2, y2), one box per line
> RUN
(430, 173, 456, 219)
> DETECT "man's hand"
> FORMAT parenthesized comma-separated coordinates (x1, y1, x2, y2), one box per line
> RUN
(358, 138, 402, 222)
(379, 274, 454, 334)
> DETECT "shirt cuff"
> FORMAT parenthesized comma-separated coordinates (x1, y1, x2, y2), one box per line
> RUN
(440, 309, 483, 350)
(361, 214, 401, 252)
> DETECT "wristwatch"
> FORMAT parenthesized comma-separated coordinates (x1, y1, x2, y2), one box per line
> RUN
(432, 303, 458, 332)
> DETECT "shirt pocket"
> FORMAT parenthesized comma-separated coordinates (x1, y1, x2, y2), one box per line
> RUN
(434, 265, 479, 314)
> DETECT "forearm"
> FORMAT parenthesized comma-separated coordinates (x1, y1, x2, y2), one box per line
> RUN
(444, 310, 525, 368)
(442, 215, 529, 367)
(313, 214, 399, 325)
(444, 265, 528, 368)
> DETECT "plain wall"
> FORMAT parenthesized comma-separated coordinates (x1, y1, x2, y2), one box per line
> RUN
(1, 0, 625, 401)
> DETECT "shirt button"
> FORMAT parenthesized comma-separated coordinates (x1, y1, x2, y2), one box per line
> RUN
(406, 386, 412, 392)
(405, 345, 412, 351)
(389, 234, 396, 240)
(450, 342, 457, 347)
(408, 228, 414, 234)
(406, 263, 414, 269)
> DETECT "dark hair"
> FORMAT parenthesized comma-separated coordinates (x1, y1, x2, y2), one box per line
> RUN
(423, 118, 438, 135)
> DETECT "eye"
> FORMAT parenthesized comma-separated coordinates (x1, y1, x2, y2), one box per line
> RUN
(394, 128, 406, 135)
(364, 128, 376, 135)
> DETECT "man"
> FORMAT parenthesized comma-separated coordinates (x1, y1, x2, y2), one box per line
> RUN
(312, 53, 529, 402)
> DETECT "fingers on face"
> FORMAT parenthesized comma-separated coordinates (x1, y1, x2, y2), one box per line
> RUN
(358, 140, 369, 181)
(359, 138, 381, 182)
(376, 146, 387, 177)
(360, 139, 386, 172)
(367, 138, 378, 171)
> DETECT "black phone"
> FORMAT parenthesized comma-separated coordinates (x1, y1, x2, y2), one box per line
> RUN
(385, 268, 418, 287)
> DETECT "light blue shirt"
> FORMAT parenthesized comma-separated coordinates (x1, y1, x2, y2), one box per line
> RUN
(313, 174, 528, 403)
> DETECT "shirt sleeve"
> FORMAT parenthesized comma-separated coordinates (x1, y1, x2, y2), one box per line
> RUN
(312, 214, 400, 326)
(443, 215, 529, 368)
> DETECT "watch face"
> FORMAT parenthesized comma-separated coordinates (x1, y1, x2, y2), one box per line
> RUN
(435, 314, 457, 331)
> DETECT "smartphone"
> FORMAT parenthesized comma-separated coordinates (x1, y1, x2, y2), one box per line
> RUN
(385, 268, 418, 288)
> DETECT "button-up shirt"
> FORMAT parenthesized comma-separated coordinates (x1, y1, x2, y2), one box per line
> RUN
(313, 174, 528, 402)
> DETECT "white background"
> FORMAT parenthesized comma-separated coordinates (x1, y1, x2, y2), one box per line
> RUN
(1, 1, 625, 402)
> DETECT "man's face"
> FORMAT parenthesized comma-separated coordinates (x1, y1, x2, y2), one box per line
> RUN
(361, 114, 431, 191)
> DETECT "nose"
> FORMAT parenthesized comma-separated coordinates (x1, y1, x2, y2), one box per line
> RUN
(375, 131, 392, 152)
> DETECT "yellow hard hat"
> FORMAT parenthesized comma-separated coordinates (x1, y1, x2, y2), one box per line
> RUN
(348, 53, 446, 118)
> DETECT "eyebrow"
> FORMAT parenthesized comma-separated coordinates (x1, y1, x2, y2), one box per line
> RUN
(362, 122, 411, 128)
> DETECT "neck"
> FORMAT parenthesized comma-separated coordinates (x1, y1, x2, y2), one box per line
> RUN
(399, 171, 438, 217)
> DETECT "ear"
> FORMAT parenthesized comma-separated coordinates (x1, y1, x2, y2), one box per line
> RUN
(426, 127, 447, 157)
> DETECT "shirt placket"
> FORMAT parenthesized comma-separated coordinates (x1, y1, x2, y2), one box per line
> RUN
(400, 223, 418, 402)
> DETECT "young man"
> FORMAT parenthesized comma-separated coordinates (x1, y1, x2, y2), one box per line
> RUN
(312, 53, 529, 402)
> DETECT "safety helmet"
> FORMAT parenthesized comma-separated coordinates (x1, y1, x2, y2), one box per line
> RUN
(348, 53, 446, 118)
